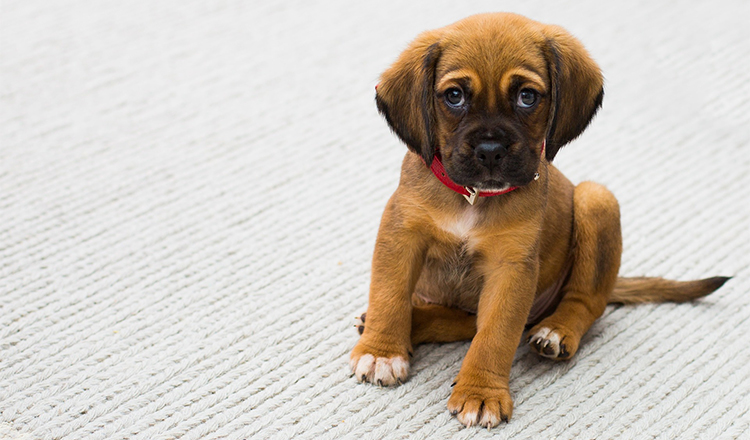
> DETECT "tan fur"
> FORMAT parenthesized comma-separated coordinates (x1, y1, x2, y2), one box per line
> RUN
(351, 12, 728, 429)
(609, 276, 729, 304)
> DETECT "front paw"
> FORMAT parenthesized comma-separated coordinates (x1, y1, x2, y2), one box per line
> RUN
(353, 312, 366, 335)
(447, 376, 513, 428)
(350, 338, 410, 386)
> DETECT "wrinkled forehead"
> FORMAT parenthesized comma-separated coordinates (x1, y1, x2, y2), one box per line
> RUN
(435, 27, 549, 97)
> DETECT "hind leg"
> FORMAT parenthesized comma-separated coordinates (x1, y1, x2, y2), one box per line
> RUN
(356, 304, 477, 346)
(528, 181, 622, 359)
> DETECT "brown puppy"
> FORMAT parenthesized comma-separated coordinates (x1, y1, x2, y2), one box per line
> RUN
(350, 13, 729, 428)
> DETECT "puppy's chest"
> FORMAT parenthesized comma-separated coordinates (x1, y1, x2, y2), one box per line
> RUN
(436, 208, 481, 247)
(418, 209, 487, 311)
(434, 209, 485, 276)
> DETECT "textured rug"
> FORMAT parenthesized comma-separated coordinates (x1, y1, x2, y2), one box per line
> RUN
(1, 1, 749, 439)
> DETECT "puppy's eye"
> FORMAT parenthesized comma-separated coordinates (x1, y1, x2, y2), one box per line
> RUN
(517, 89, 538, 108)
(444, 88, 465, 107)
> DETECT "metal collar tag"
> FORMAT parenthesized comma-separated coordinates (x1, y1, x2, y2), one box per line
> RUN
(463, 187, 478, 205)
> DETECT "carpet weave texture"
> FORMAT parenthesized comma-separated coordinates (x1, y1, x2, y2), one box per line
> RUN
(1, 1, 749, 439)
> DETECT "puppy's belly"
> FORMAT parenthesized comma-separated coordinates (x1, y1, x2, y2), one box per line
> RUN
(414, 241, 483, 313)
(414, 239, 570, 323)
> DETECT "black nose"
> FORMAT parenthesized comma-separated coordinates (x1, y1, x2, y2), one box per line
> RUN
(475, 142, 507, 168)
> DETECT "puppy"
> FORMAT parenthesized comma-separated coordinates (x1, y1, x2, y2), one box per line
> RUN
(350, 13, 729, 428)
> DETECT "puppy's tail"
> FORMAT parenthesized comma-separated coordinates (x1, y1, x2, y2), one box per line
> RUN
(608, 276, 730, 304)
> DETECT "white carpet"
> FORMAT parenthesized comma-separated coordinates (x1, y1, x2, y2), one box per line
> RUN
(1, 1, 749, 439)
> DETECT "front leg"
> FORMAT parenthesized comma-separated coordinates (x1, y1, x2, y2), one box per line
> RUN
(350, 198, 428, 386)
(448, 237, 539, 428)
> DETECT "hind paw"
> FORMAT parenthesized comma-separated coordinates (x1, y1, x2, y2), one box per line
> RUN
(527, 326, 576, 360)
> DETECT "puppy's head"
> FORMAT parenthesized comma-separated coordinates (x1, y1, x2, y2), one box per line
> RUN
(376, 13, 603, 191)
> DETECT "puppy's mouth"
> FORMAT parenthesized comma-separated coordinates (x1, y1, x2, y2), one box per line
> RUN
(443, 154, 540, 191)
(443, 165, 516, 191)
(475, 179, 512, 192)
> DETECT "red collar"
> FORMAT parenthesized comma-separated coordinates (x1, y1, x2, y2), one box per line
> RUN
(428, 140, 545, 205)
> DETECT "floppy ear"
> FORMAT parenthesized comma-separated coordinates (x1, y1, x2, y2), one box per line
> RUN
(375, 30, 442, 166)
(542, 25, 604, 162)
